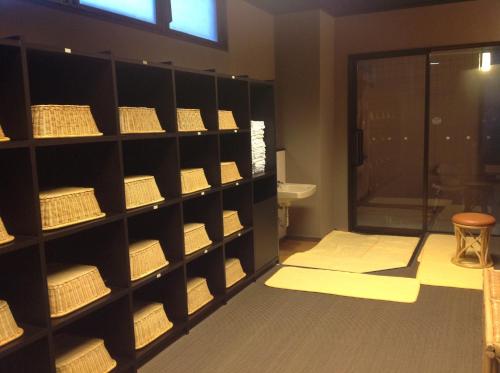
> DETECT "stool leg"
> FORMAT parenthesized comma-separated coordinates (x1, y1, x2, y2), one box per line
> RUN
(454, 226, 468, 261)
(453, 225, 461, 262)
(481, 226, 493, 268)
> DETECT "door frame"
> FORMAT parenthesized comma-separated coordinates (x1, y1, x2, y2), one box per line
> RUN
(347, 40, 500, 235)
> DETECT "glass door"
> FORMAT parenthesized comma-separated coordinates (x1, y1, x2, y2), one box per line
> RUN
(427, 47, 500, 235)
(351, 54, 427, 233)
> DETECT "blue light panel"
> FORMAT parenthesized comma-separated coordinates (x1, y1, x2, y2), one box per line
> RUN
(80, 0, 156, 24)
(170, 0, 218, 42)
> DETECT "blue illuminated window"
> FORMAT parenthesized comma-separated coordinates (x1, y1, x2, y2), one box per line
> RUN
(169, 0, 218, 42)
(79, 0, 157, 24)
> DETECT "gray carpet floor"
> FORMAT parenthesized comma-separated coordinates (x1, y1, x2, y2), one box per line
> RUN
(140, 248, 484, 373)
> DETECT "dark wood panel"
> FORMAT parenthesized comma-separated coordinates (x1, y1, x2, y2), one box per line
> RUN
(253, 196, 278, 271)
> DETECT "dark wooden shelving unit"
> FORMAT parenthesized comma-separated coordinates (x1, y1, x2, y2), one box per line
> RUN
(0, 38, 278, 372)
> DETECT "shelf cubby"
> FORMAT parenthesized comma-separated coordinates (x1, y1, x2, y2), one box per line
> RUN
(217, 77, 250, 130)
(0, 148, 39, 244)
(0, 245, 47, 328)
(44, 220, 129, 289)
(222, 182, 253, 230)
(51, 289, 128, 332)
(250, 82, 276, 173)
(0, 337, 51, 373)
(53, 296, 134, 370)
(122, 138, 180, 201)
(35, 142, 124, 217)
(225, 232, 255, 279)
(115, 61, 176, 133)
(182, 193, 222, 252)
(127, 203, 184, 273)
(175, 71, 217, 131)
(132, 266, 187, 360)
(220, 132, 252, 180)
(26, 48, 117, 136)
(186, 247, 225, 316)
(0, 43, 30, 141)
(179, 135, 220, 189)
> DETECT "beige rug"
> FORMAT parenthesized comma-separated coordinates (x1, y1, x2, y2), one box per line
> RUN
(283, 230, 419, 273)
(265, 266, 420, 303)
(416, 234, 484, 290)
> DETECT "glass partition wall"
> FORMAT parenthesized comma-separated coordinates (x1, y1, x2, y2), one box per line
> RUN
(427, 48, 500, 235)
(350, 46, 500, 236)
(354, 55, 426, 233)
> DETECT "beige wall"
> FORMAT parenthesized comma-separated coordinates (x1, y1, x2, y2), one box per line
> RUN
(332, 0, 500, 230)
(275, 10, 336, 238)
(0, 0, 274, 80)
(319, 12, 336, 235)
(275, 11, 321, 238)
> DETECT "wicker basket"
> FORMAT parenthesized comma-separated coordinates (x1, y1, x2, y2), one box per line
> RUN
(47, 264, 111, 318)
(129, 240, 169, 281)
(133, 302, 173, 350)
(55, 334, 117, 373)
(223, 210, 244, 237)
(218, 110, 238, 130)
(0, 300, 23, 347)
(40, 187, 106, 231)
(0, 217, 14, 246)
(0, 124, 10, 142)
(181, 168, 211, 194)
(177, 108, 207, 132)
(221, 162, 243, 184)
(225, 258, 246, 288)
(119, 107, 165, 134)
(187, 277, 214, 315)
(31, 105, 103, 138)
(124, 175, 165, 210)
(184, 223, 212, 255)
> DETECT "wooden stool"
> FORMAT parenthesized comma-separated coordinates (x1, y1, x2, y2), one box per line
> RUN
(451, 212, 496, 269)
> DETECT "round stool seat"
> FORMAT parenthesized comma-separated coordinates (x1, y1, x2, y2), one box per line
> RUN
(452, 212, 496, 227)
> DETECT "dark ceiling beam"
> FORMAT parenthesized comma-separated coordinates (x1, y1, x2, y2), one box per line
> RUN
(246, 0, 476, 17)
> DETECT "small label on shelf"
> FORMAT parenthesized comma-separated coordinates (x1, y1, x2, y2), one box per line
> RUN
(197, 131, 202, 136)
(142, 60, 148, 65)
(153, 205, 159, 210)
(64, 48, 72, 54)
(156, 273, 162, 278)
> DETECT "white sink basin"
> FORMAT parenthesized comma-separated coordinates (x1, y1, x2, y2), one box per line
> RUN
(278, 183, 317, 206)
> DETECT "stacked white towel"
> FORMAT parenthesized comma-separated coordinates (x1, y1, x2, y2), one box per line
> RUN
(251, 120, 266, 174)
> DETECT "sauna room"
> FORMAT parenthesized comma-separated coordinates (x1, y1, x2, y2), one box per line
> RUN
(0, 0, 499, 372)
